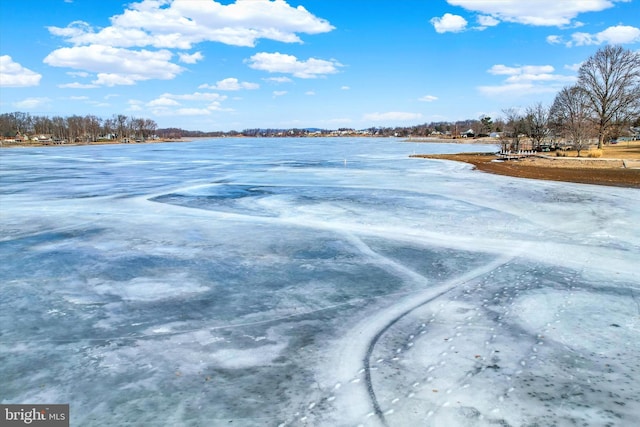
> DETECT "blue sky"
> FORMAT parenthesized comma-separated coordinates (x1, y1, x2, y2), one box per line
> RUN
(1, 0, 639, 131)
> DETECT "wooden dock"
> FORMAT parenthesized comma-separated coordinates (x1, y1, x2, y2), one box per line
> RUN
(497, 150, 537, 160)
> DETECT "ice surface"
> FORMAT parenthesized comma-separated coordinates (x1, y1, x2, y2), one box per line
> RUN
(1, 138, 639, 426)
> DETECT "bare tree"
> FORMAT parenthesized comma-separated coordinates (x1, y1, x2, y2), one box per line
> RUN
(524, 102, 550, 151)
(550, 86, 593, 156)
(84, 115, 102, 142)
(33, 115, 53, 135)
(102, 117, 115, 139)
(51, 116, 67, 141)
(143, 118, 157, 139)
(501, 108, 526, 151)
(66, 115, 84, 142)
(577, 45, 640, 149)
(115, 114, 128, 141)
(130, 117, 145, 140)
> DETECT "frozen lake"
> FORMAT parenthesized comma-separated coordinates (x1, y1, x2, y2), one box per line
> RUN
(1, 137, 639, 426)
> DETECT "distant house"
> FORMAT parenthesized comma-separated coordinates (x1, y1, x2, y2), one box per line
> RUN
(460, 128, 475, 138)
(33, 134, 53, 144)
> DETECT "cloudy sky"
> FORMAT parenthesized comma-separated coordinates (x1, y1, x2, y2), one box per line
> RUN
(1, 0, 639, 131)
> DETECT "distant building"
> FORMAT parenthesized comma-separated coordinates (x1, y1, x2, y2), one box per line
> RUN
(460, 128, 475, 138)
(33, 134, 53, 144)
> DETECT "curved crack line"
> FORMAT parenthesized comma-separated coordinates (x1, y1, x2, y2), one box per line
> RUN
(343, 233, 519, 426)
(364, 286, 456, 426)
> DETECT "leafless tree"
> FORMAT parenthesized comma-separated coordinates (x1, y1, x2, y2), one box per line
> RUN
(33, 115, 53, 135)
(115, 114, 128, 140)
(84, 115, 102, 142)
(524, 102, 550, 151)
(550, 86, 593, 156)
(130, 117, 145, 140)
(102, 117, 115, 139)
(51, 116, 67, 141)
(143, 118, 158, 139)
(501, 108, 526, 151)
(577, 45, 640, 149)
(67, 115, 84, 142)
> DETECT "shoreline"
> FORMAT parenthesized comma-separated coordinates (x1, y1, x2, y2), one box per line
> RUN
(2, 135, 495, 149)
(411, 153, 640, 189)
(0, 138, 193, 148)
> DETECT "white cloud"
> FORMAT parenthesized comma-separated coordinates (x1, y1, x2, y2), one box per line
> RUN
(199, 77, 259, 90)
(273, 91, 288, 97)
(144, 91, 230, 116)
(305, 91, 316, 96)
(430, 13, 468, 33)
(0, 55, 42, 87)
(480, 64, 576, 97)
(175, 108, 212, 116)
(13, 97, 51, 109)
(488, 64, 555, 76)
(363, 112, 423, 122)
(127, 100, 144, 111)
(58, 82, 99, 89)
(546, 35, 562, 44)
(69, 96, 89, 100)
(147, 97, 181, 107)
(207, 101, 229, 111)
(341, 86, 350, 90)
(163, 91, 227, 102)
(66, 71, 89, 78)
(44, 45, 184, 86)
(265, 76, 293, 84)
(178, 51, 204, 64)
(92, 73, 137, 86)
(446, 0, 629, 27)
(505, 73, 575, 84)
(246, 52, 342, 78)
(150, 107, 212, 116)
(477, 15, 500, 28)
(89, 101, 111, 108)
(568, 25, 640, 46)
(44, 1, 335, 87)
(478, 83, 557, 97)
(419, 95, 438, 102)
(564, 63, 583, 72)
(48, 0, 334, 49)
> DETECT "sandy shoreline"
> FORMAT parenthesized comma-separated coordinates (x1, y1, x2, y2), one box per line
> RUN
(411, 152, 640, 188)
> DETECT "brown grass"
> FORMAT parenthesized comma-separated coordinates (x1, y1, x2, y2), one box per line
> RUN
(411, 146, 640, 188)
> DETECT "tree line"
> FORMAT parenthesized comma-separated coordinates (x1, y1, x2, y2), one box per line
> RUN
(2, 46, 638, 149)
(0, 113, 158, 143)
(501, 45, 640, 155)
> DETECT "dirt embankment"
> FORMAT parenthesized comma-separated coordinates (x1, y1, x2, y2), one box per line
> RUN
(411, 152, 640, 188)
